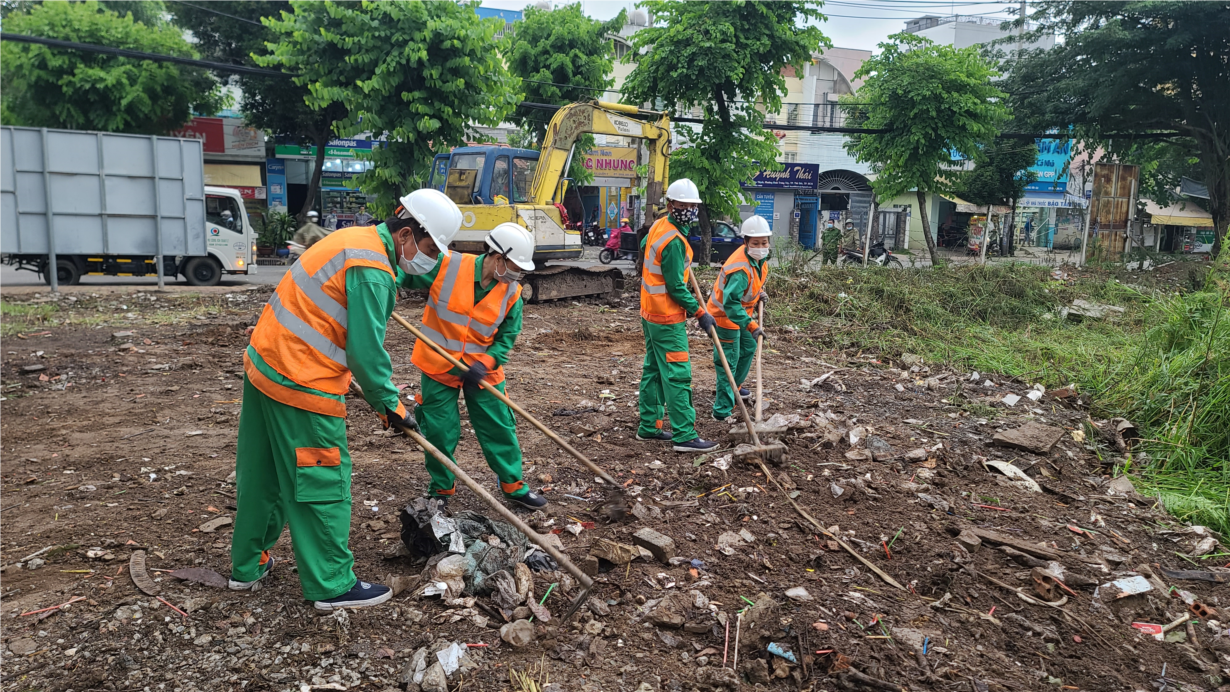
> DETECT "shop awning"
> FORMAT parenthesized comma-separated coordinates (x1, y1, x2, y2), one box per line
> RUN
(1146, 199, 1214, 228)
(204, 163, 263, 188)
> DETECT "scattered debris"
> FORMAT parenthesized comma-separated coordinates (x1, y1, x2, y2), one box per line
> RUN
(991, 421, 1065, 454)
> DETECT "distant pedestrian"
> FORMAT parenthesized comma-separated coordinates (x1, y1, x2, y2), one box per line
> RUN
(821, 222, 842, 265)
(354, 205, 374, 226)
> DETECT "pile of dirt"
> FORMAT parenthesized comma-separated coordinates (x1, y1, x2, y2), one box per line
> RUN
(0, 292, 1226, 692)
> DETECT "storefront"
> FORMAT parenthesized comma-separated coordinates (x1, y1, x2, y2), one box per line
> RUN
(1145, 200, 1216, 253)
(272, 138, 378, 228)
(169, 116, 268, 224)
(738, 164, 820, 245)
(577, 147, 637, 232)
(1017, 191, 1088, 250)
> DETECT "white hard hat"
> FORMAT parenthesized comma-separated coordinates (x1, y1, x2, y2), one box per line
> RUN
(665, 178, 702, 204)
(307, 211, 319, 219)
(486, 222, 536, 271)
(397, 188, 462, 254)
(740, 215, 772, 237)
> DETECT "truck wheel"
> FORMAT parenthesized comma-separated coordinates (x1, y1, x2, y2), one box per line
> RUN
(184, 257, 223, 287)
(45, 259, 81, 286)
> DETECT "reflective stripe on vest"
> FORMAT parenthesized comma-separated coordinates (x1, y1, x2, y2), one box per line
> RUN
(707, 245, 768, 330)
(640, 217, 694, 323)
(249, 225, 395, 400)
(411, 252, 521, 381)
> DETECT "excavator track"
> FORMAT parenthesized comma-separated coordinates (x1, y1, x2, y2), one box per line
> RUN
(522, 265, 624, 304)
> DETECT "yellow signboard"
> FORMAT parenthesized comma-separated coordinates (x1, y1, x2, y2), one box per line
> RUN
(583, 147, 637, 178)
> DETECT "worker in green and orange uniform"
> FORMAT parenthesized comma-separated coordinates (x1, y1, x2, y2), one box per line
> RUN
(231, 188, 461, 611)
(399, 223, 547, 509)
(636, 179, 720, 453)
(708, 216, 771, 421)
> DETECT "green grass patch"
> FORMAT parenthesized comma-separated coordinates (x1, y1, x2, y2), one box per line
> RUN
(0, 301, 60, 336)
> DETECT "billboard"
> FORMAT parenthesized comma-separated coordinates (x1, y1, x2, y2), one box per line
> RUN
(751, 163, 819, 190)
(1025, 138, 1073, 192)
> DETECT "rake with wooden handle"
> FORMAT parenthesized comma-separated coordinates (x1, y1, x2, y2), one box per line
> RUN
(349, 380, 595, 622)
(389, 312, 628, 521)
(687, 273, 786, 465)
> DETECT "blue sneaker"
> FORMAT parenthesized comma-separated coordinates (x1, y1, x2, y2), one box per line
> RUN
(673, 438, 719, 453)
(740, 387, 752, 401)
(507, 490, 549, 509)
(313, 580, 393, 611)
(636, 431, 673, 441)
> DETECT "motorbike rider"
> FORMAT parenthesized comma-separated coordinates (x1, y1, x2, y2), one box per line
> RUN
(605, 218, 632, 252)
(293, 211, 331, 249)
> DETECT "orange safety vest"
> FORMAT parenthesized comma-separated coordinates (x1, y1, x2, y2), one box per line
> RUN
(707, 245, 769, 330)
(640, 217, 694, 324)
(248, 225, 395, 415)
(411, 252, 522, 388)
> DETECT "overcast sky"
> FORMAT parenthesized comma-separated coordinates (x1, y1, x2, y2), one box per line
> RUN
(479, 0, 1022, 55)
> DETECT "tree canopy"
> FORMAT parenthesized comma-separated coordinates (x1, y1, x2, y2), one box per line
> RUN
(260, 0, 521, 215)
(621, 0, 828, 233)
(0, 0, 224, 134)
(508, 4, 625, 144)
(842, 32, 1008, 266)
(1003, 1, 1230, 260)
(168, 1, 346, 221)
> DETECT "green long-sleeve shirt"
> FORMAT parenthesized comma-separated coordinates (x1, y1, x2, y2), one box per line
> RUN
(398, 252, 523, 367)
(719, 256, 767, 329)
(247, 222, 403, 417)
(640, 214, 700, 316)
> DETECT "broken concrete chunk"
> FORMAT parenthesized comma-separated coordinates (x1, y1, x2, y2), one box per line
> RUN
(916, 493, 950, 512)
(589, 538, 639, 565)
(198, 516, 233, 533)
(632, 527, 676, 563)
(902, 447, 928, 462)
(956, 529, 982, 553)
(991, 421, 1065, 454)
(716, 532, 743, 556)
(865, 436, 894, 460)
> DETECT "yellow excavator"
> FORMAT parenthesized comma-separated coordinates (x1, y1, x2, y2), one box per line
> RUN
(426, 101, 671, 302)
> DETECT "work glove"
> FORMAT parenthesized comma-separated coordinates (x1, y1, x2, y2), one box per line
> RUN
(696, 310, 717, 333)
(748, 321, 765, 342)
(380, 406, 419, 433)
(461, 360, 489, 390)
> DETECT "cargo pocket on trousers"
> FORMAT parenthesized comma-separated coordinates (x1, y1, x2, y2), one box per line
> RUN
(294, 447, 344, 503)
(665, 351, 690, 363)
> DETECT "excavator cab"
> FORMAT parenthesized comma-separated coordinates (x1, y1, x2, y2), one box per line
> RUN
(423, 102, 670, 303)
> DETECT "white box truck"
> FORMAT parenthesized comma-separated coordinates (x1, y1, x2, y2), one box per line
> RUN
(1, 125, 255, 287)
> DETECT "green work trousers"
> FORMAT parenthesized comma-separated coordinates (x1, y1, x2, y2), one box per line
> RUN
(713, 325, 757, 419)
(415, 374, 526, 497)
(637, 319, 698, 443)
(230, 377, 356, 601)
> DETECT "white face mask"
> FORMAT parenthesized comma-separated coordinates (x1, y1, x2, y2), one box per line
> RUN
(747, 246, 770, 260)
(494, 256, 522, 284)
(399, 238, 437, 275)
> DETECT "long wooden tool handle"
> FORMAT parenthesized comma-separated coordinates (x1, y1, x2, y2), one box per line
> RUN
(389, 312, 620, 489)
(688, 273, 761, 448)
(348, 381, 593, 590)
(755, 302, 764, 425)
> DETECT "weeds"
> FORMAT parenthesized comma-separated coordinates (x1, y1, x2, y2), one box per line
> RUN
(765, 261, 1228, 534)
(1, 301, 60, 336)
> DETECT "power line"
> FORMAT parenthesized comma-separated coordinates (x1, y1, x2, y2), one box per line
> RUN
(167, 0, 268, 28)
(0, 32, 290, 77)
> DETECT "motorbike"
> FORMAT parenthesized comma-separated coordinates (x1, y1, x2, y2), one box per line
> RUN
(838, 240, 903, 268)
(598, 246, 637, 264)
(581, 224, 605, 247)
(286, 241, 307, 260)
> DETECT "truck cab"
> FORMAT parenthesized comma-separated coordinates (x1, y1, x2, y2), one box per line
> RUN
(201, 185, 256, 283)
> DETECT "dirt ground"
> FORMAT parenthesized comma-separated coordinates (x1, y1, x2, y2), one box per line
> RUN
(2, 285, 1227, 692)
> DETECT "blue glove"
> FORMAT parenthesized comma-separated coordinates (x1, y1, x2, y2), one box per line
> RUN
(461, 360, 489, 389)
(697, 311, 717, 333)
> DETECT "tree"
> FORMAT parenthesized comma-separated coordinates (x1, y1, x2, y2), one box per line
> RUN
(957, 139, 1038, 260)
(842, 32, 1008, 267)
(621, 1, 828, 261)
(261, 1, 521, 215)
(167, 1, 346, 223)
(1, 1, 224, 134)
(508, 4, 625, 144)
(506, 4, 625, 189)
(1003, 2, 1230, 261)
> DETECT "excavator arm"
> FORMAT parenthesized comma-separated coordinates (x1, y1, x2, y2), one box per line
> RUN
(530, 101, 671, 220)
